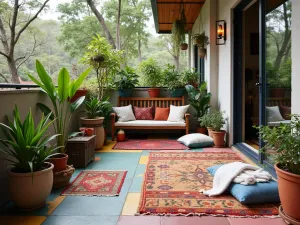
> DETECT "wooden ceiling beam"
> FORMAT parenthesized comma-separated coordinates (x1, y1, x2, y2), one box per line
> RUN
(157, 2, 204, 4)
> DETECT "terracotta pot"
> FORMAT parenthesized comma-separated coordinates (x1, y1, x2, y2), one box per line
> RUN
(198, 47, 207, 58)
(48, 153, 68, 172)
(212, 130, 226, 148)
(70, 89, 87, 102)
(207, 127, 214, 137)
(117, 129, 126, 142)
(180, 43, 188, 50)
(148, 88, 160, 98)
(269, 88, 285, 98)
(275, 164, 300, 220)
(8, 162, 53, 210)
(81, 117, 105, 149)
(196, 127, 207, 135)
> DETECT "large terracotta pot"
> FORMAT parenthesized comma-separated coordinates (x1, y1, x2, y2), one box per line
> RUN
(81, 117, 105, 149)
(70, 89, 87, 102)
(48, 153, 68, 172)
(8, 162, 53, 210)
(212, 130, 226, 148)
(207, 127, 214, 137)
(148, 88, 160, 98)
(196, 127, 207, 135)
(275, 164, 300, 220)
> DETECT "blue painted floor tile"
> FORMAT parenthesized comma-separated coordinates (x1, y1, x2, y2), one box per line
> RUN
(43, 215, 118, 225)
(129, 164, 146, 193)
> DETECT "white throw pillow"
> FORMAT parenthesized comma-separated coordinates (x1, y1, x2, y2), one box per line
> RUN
(167, 105, 190, 123)
(178, 133, 214, 148)
(266, 106, 285, 122)
(113, 105, 136, 122)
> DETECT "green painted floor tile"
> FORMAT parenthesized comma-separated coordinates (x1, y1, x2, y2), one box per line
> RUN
(42, 215, 118, 225)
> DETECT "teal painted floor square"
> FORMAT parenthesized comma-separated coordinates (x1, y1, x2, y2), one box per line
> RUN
(43, 215, 118, 225)
(129, 164, 146, 193)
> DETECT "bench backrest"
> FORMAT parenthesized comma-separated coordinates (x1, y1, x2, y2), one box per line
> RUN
(117, 96, 185, 108)
(267, 97, 291, 107)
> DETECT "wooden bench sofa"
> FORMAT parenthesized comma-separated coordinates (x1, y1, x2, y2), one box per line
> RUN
(111, 96, 190, 141)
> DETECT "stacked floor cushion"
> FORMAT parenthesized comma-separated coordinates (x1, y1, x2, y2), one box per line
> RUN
(207, 164, 280, 204)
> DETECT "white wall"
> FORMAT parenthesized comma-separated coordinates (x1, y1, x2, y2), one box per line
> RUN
(292, 0, 300, 114)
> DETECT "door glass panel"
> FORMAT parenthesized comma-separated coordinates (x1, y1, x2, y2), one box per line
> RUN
(265, 0, 292, 163)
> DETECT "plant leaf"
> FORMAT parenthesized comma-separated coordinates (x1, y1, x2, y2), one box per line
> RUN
(58, 68, 70, 102)
(71, 96, 85, 113)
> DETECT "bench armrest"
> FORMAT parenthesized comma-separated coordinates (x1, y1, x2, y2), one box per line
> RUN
(110, 113, 116, 122)
(185, 113, 190, 134)
(185, 113, 190, 119)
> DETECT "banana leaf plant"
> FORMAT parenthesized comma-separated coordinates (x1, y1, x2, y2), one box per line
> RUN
(28, 60, 91, 153)
(0, 106, 60, 173)
(185, 82, 211, 125)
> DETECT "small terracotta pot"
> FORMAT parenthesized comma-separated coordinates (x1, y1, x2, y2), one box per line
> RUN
(275, 164, 300, 220)
(148, 88, 160, 98)
(207, 127, 214, 137)
(180, 43, 188, 50)
(117, 130, 126, 142)
(48, 153, 68, 172)
(9, 162, 53, 210)
(196, 127, 207, 135)
(212, 130, 226, 148)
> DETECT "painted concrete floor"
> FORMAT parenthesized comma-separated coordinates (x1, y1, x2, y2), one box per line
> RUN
(0, 135, 286, 225)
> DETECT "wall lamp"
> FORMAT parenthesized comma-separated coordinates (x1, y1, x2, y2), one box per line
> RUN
(216, 20, 226, 45)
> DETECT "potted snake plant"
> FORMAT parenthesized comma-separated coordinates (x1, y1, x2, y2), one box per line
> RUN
(28, 60, 91, 172)
(0, 106, 59, 210)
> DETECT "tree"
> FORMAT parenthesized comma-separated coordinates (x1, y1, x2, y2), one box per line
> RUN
(0, 0, 49, 83)
(158, 34, 180, 69)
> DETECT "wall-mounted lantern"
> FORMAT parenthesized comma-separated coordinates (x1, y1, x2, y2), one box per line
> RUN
(216, 20, 226, 45)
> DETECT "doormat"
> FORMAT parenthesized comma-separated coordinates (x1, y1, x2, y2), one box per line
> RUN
(138, 152, 279, 217)
(113, 140, 189, 150)
(61, 170, 127, 196)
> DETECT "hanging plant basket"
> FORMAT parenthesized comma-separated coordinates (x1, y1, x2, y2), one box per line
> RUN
(198, 47, 207, 58)
(180, 43, 188, 50)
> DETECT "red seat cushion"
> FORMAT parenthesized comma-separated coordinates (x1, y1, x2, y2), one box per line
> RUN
(133, 106, 154, 120)
(154, 107, 170, 121)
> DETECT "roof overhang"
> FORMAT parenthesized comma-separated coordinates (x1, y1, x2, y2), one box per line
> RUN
(151, 0, 205, 33)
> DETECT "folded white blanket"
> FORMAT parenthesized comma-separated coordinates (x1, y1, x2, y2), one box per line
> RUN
(201, 162, 272, 197)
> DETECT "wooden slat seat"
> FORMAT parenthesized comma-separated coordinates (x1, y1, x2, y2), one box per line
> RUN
(111, 96, 190, 141)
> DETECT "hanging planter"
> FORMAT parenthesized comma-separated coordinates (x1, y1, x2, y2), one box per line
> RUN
(192, 32, 209, 58)
(180, 43, 188, 50)
(198, 47, 207, 58)
(171, 2, 187, 51)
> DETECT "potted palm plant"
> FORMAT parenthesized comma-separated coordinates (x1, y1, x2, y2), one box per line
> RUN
(28, 60, 91, 172)
(192, 32, 209, 58)
(0, 106, 59, 210)
(185, 82, 211, 134)
(163, 64, 185, 97)
(211, 110, 226, 147)
(81, 97, 105, 149)
(138, 58, 162, 98)
(257, 115, 300, 222)
(115, 66, 139, 97)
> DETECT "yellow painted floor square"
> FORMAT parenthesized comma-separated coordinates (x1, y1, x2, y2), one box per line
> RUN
(47, 196, 66, 215)
(0, 216, 46, 225)
(121, 193, 141, 215)
(139, 156, 148, 164)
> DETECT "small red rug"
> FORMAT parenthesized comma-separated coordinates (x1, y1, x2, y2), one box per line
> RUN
(61, 170, 127, 196)
(138, 152, 279, 217)
(113, 140, 189, 150)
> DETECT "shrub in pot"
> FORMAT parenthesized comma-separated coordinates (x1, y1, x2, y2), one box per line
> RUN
(81, 97, 105, 149)
(0, 106, 59, 210)
(200, 110, 214, 137)
(257, 115, 300, 221)
(162, 64, 185, 97)
(192, 32, 209, 58)
(138, 58, 162, 98)
(182, 69, 199, 88)
(210, 110, 226, 147)
(115, 66, 139, 97)
(29, 60, 91, 172)
(185, 82, 211, 134)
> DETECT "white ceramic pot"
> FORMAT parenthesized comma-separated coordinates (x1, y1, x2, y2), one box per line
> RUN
(8, 162, 54, 210)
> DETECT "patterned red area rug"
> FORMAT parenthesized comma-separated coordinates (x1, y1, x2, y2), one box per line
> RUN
(138, 152, 279, 217)
(61, 170, 127, 196)
(113, 140, 189, 150)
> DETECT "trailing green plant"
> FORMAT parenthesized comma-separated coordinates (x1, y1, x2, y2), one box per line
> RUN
(256, 114, 300, 175)
(85, 98, 102, 119)
(82, 34, 124, 99)
(162, 64, 185, 91)
(115, 66, 139, 90)
(210, 110, 226, 132)
(138, 58, 162, 87)
(192, 32, 209, 48)
(182, 69, 199, 86)
(28, 60, 91, 153)
(172, 20, 186, 48)
(0, 106, 60, 173)
(185, 82, 211, 126)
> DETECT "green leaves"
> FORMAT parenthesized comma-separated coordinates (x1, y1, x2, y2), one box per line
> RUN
(58, 68, 70, 102)
(69, 67, 91, 98)
(71, 96, 85, 113)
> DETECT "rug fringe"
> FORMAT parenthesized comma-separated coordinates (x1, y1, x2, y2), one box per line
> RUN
(134, 212, 280, 218)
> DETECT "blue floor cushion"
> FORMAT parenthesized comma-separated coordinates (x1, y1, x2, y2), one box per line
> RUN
(207, 164, 280, 204)
(177, 133, 213, 148)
